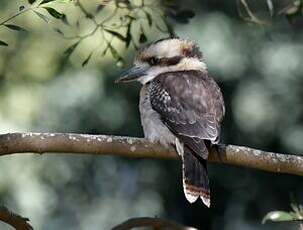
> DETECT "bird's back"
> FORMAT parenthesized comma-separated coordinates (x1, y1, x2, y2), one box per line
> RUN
(149, 70, 225, 147)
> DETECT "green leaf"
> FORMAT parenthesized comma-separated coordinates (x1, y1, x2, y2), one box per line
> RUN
(4, 24, 27, 32)
(40, 0, 56, 4)
(44, 7, 64, 19)
(283, 0, 303, 24)
(125, 23, 132, 48)
(34, 11, 50, 23)
(125, 15, 136, 20)
(102, 44, 109, 56)
(278, 0, 302, 20)
(116, 0, 130, 8)
(291, 203, 299, 213)
(54, 28, 64, 36)
(266, 0, 274, 17)
(0, 40, 8, 46)
(28, 0, 36, 4)
(109, 44, 120, 60)
(82, 52, 93, 67)
(64, 42, 79, 59)
(262, 211, 296, 224)
(61, 14, 69, 25)
(104, 29, 126, 42)
(139, 26, 147, 43)
(144, 11, 152, 27)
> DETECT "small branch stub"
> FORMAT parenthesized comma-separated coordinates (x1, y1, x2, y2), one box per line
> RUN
(0, 206, 33, 230)
(111, 217, 197, 230)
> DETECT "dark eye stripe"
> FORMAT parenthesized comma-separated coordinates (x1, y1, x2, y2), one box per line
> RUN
(159, 56, 182, 66)
(144, 56, 182, 66)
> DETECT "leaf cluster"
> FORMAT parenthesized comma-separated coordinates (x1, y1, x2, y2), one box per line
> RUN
(0, 0, 195, 66)
(237, 0, 303, 25)
(262, 202, 303, 224)
(1, 0, 300, 66)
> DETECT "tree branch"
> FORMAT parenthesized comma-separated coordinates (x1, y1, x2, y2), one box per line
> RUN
(0, 206, 33, 230)
(0, 132, 302, 176)
(111, 217, 197, 230)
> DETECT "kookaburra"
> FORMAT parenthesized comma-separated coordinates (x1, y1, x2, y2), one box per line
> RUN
(116, 37, 225, 207)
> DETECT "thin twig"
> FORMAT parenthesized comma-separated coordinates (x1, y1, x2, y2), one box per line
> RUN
(75, 0, 98, 25)
(0, 7, 32, 26)
(239, 0, 270, 25)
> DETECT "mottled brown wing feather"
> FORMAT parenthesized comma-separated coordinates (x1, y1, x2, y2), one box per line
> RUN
(149, 70, 224, 159)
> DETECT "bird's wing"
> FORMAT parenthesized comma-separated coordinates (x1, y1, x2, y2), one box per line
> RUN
(149, 70, 224, 159)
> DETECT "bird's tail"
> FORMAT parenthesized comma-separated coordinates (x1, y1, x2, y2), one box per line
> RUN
(182, 146, 210, 207)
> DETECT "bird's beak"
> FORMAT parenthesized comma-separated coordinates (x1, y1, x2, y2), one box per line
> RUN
(115, 65, 149, 83)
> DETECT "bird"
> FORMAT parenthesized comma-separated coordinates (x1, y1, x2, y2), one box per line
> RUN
(116, 37, 225, 207)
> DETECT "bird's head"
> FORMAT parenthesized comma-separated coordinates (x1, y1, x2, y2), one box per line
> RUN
(116, 37, 207, 84)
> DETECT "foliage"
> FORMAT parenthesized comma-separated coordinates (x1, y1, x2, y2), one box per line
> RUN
(0, 0, 195, 66)
(263, 202, 303, 223)
(237, 0, 303, 25)
(1, 0, 302, 66)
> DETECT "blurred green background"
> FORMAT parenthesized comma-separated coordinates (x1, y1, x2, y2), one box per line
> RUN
(0, 0, 303, 229)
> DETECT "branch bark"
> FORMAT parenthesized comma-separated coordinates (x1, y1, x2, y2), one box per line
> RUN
(0, 132, 302, 176)
(111, 217, 197, 230)
(0, 206, 33, 230)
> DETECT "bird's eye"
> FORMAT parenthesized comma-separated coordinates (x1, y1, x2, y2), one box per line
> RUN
(148, 57, 160, 66)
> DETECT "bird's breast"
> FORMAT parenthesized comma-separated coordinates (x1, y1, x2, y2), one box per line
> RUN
(139, 85, 175, 147)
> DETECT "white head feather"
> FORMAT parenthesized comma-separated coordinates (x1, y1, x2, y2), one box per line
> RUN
(134, 38, 207, 84)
